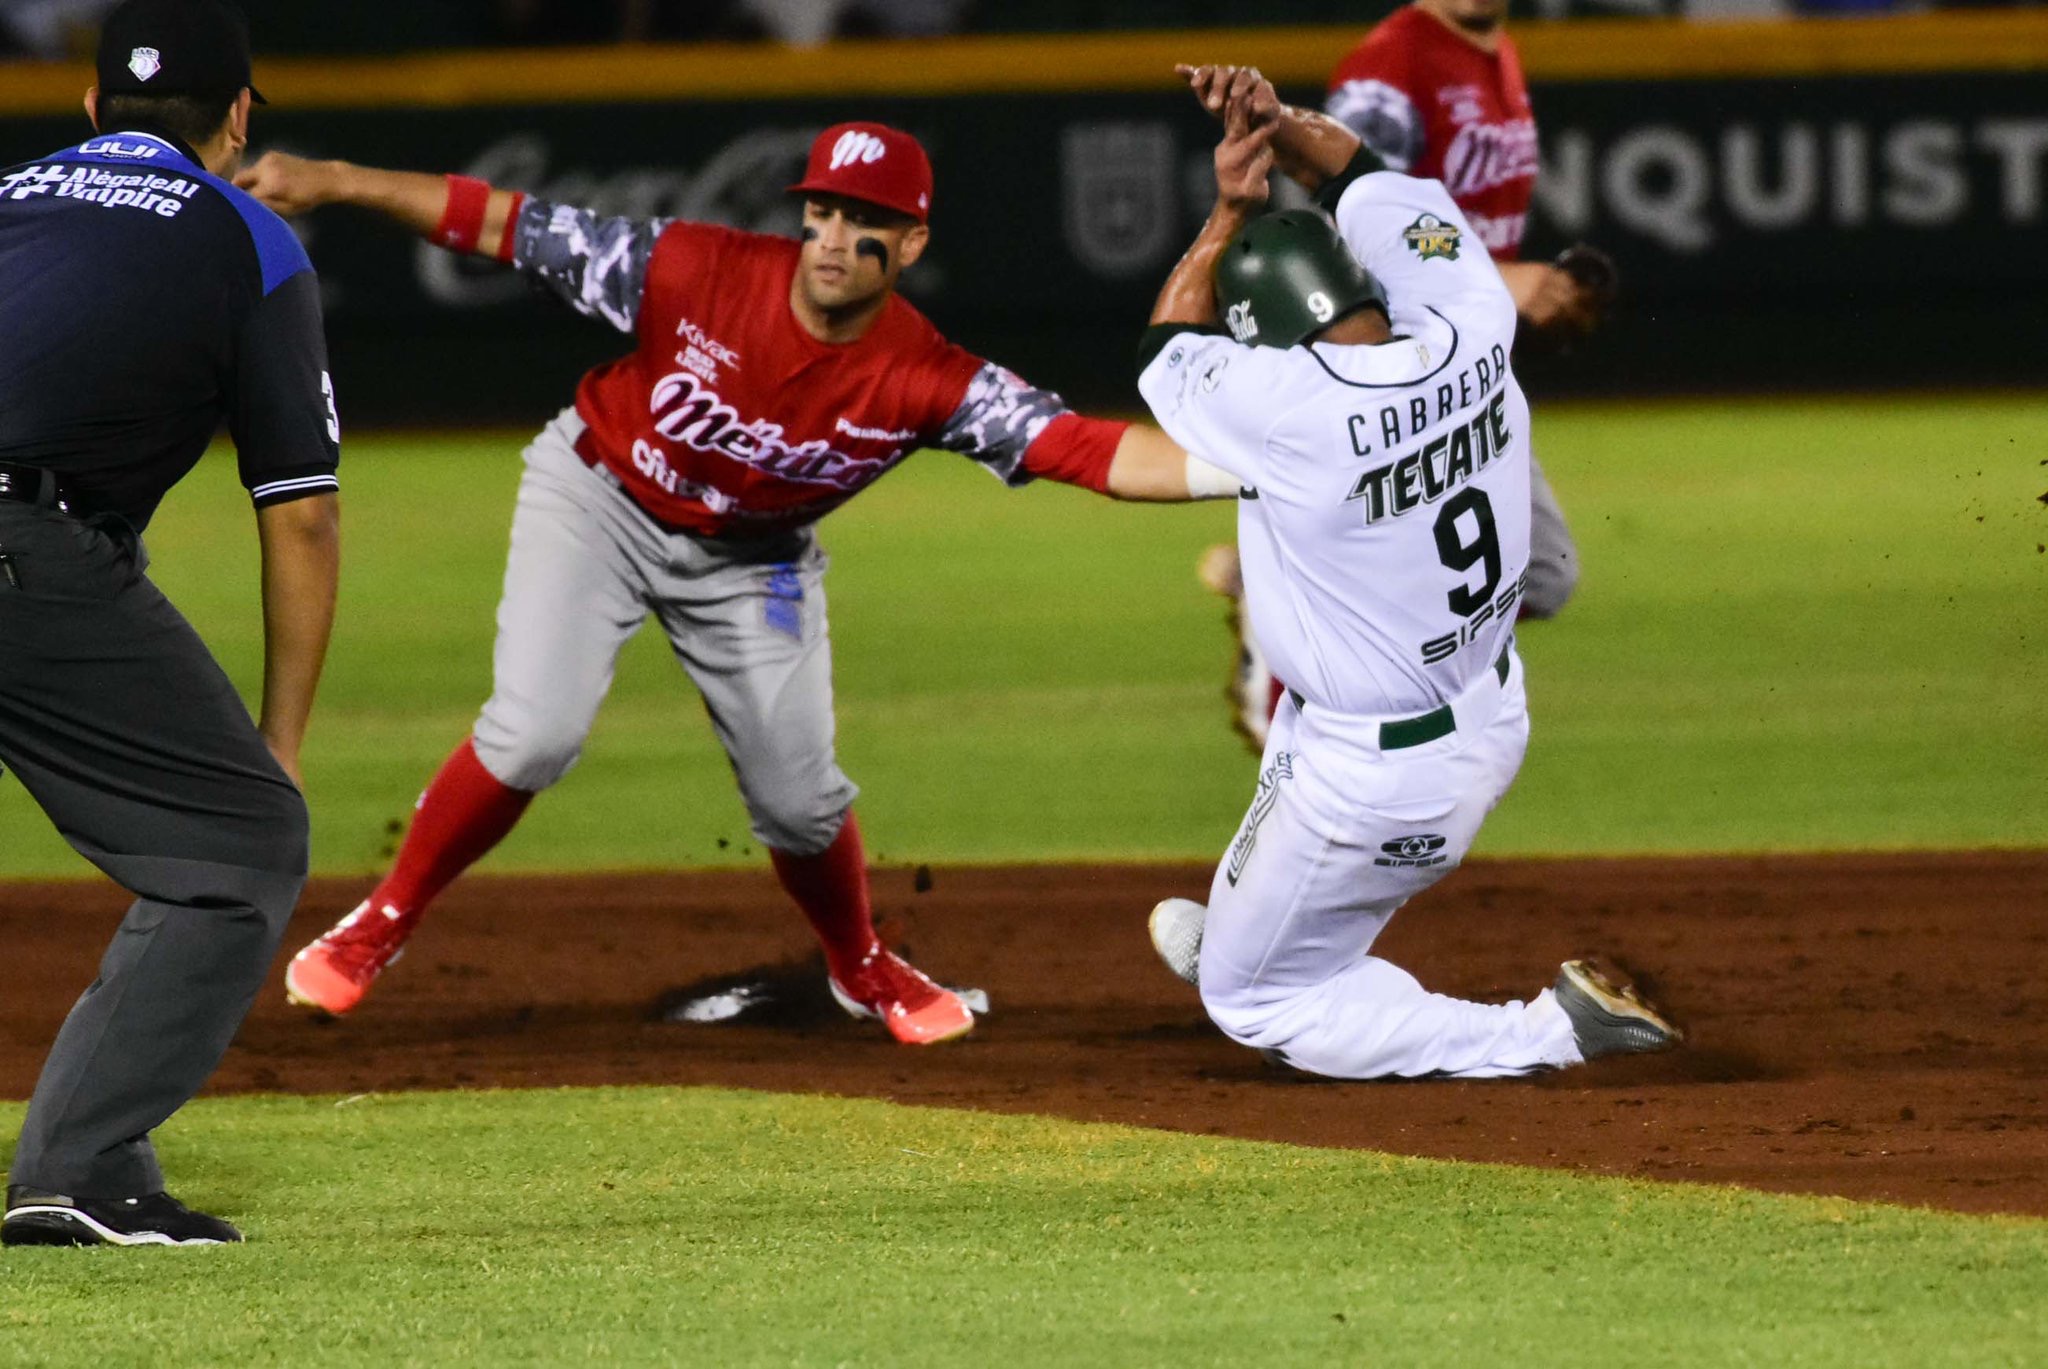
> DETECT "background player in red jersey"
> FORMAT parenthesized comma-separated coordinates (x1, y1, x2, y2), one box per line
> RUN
(1327, 0, 1616, 624)
(237, 122, 1224, 1046)
(1326, 0, 1610, 337)
(1200, 5, 1619, 749)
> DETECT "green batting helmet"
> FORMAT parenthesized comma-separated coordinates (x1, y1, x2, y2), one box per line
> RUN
(1213, 209, 1388, 349)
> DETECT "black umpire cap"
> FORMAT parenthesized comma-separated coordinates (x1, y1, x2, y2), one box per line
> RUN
(95, 0, 266, 104)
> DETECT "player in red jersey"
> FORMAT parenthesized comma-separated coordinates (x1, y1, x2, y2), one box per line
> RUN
(1327, 0, 1605, 331)
(1329, 0, 1613, 623)
(236, 123, 1225, 1044)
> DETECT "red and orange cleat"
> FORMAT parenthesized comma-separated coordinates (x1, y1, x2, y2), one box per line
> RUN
(828, 942, 976, 1045)
(283, 900, 417, 1016)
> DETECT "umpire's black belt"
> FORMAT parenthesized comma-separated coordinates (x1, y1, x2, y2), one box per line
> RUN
(1290, 646, 1512, 751)
(0, 462, 74, 514)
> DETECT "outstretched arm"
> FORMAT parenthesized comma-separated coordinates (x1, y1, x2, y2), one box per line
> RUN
(973, 407, 1236, 504)
(935, 372, 1236, 504)
(238, 152, 667, 334)
(237, 152, 522, 259)
(1104, 424, 1241, 502)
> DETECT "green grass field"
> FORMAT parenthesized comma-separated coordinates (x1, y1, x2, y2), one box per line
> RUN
(4, 1090, 2046, 1366)
(3, 396, 2044, 1363)
(1, 395, 2041, 877)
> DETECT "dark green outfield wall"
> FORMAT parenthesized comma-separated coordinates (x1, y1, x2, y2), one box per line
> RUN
(4, 67, 2039, 421)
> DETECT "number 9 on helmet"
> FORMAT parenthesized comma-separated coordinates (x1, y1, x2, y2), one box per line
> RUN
(1214, 209, 1388, 349)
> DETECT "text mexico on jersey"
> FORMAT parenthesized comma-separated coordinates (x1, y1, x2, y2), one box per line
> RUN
(1139, 176, 1533, 718)
(1325, 6, 1540, 261)
(506, 208, 1120, 538)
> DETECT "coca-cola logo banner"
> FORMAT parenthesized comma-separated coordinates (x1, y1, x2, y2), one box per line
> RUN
(2, 69, 2032, 410)
(7, 70, 2029, 322)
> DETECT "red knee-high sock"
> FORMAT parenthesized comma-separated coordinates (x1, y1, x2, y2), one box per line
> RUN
(769, 811, 879, 978)
(369, 738, 534, 917)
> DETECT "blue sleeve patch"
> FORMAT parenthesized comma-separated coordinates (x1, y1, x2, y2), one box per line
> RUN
(214, 180, 313, 296)
(178, 164, 311, 295)
(51, 136, 311, 295)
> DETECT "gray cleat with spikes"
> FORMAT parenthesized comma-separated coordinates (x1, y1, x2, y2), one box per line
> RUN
(1555, 959, 1682, 1059)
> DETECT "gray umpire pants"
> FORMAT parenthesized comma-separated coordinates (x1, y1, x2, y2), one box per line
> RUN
(470, 410, 855, 857)
(0, 503, 306, 1199)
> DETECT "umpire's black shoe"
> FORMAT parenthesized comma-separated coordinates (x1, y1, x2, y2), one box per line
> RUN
(2, 1185, 243, 1247)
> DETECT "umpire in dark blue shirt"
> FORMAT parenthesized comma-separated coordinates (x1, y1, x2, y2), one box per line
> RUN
(0, 0, 339, 1247)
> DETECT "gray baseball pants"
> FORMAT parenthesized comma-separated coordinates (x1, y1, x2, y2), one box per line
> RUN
(0, 504, 306, 1198)
(1521, 456, 1579, 619)
(470, 410, 855, 857)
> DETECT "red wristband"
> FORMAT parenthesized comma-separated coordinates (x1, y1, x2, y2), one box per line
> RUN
(492, 191, 526, 263)
(433, 174, 491, 254)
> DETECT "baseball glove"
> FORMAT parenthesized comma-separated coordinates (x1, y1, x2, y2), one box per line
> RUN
(1553, 242, 1620, 322)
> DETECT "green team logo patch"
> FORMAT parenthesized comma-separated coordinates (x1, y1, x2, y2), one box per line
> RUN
(1403, 213, 1462, 261)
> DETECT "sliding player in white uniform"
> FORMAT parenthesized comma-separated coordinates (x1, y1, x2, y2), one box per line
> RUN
(1139, 69, 1678, 1079)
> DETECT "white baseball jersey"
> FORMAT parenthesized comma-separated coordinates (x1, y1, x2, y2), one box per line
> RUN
(1138, 172, 1531, 718)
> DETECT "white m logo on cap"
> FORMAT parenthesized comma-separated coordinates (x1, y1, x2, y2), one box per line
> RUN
(829, 130, 887, 171)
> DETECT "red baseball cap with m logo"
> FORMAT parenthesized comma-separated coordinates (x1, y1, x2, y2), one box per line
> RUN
(787, 122, 933, 224)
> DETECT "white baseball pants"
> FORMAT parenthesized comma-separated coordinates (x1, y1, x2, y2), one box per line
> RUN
(1198, 651, 1582, 1079)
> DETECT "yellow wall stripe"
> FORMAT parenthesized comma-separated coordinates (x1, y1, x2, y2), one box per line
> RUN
(2, 12, 2044, 116)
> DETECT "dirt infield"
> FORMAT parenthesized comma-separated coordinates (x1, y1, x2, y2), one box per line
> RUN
(3, 851, 2044, 1216)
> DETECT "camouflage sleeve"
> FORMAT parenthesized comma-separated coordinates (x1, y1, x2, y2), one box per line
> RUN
(1325, 78, 1426, 173)
(509, 196, 672, 334)
(931, 362, 1073, 488)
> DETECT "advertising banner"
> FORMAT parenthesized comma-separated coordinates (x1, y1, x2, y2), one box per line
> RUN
(4, 68, 2037, 416)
